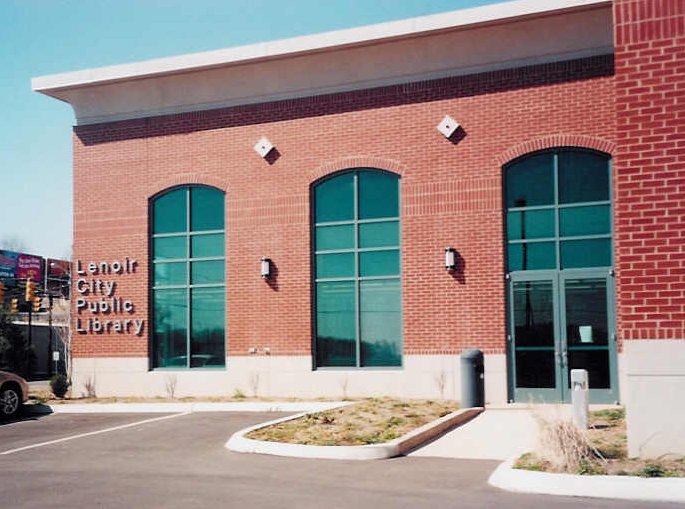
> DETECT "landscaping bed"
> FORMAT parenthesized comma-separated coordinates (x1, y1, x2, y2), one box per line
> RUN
(245, 398, 457, 446)
(28, 389, 314, 405)
(514, 408, 685, 478)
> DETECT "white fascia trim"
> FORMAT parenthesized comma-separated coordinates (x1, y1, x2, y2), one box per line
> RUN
(32, 0, 610, 93)
(72, 46, 612, 126)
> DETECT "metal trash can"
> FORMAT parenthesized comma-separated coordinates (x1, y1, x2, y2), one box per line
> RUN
(461, 349, 484, 407)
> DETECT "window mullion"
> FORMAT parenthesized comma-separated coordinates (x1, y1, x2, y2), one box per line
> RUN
(354, 171, 361, 368)
(186, 187, 191, 369)
(553, 153, 561, 271)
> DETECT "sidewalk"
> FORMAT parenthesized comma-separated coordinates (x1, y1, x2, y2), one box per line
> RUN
(409, 407, 537, 460)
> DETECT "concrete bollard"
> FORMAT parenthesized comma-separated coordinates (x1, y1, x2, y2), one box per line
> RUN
(571, 369, 589, 429)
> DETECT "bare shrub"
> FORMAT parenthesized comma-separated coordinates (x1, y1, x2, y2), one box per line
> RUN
(164, 374, 178, 399)
(434, 369, 447, 399)
(339, 375, 349, 400)
(249, 372, 260, 398)
(82, 375, 96, 398)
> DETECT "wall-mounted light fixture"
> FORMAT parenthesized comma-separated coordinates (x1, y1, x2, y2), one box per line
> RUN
(253, 136, 275, 158)
(261, 257, 272, 279)
(445, 247, 457, 271)
(437, 115, 460, 139)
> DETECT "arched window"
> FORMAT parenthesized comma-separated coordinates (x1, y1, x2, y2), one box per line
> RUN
(313, 169, 401, 368)
(505, 149, 612, 271)
(151, 186, 225, 369)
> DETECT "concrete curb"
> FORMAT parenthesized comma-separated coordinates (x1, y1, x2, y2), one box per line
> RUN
(488, 458, 685, 503)
(225, 407, 483, 460)
(23, 401, 348, 415)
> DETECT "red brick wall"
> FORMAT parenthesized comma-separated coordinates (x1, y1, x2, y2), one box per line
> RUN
(614, 0, 685, 341)
(72, 55, 615, 359)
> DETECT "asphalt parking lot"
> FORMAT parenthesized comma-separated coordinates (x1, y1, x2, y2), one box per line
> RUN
(0, 412, 680, 509)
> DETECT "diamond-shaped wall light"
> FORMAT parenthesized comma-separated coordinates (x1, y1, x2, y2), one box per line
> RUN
(437, 115, 460, 138)
(253, 137, 275, 158)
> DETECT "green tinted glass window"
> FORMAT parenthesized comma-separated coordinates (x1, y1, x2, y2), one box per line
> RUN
(359, 171, 399, 219)
(154, 188, 187, 234)
(191, 187, 224, 231)
(559, 205, 610, 237)
(359, 250, 400, 277)
(313, 170, 401, 368)
(507, 242, 556, 271)
(190, 287, 225, 367)
(564, 278, 608, 346)
(316, 225, 354, 251)
(360, 279, 401, 366)
(507, 210, 554, 241)
(191, 234, 224, 258)
(191, 260, 225, 284)
(558, 151, 609, 204)
(561, 239, 611, 268)
(512, 280, 554, 347)
(152, 185, 225, 369)
(316, 253, 355, 278)
(153, 289, 187, 368)
(315, 174, 354, 222)
(359, 221, 399, 248)
(316, 281, 356, 367)
(154, 236, 186, 260)
(506, 153, 554, 208)
(505, 150, 611, 273)
(154, 262, 187, 286)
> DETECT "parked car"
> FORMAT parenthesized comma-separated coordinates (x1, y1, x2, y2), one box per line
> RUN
(0, 371, 29, 419)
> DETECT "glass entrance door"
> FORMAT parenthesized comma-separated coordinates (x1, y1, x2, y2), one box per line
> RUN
(510, 275, 559, 403)
(509, 271, 617, 403)
(561, 272, 616, 403)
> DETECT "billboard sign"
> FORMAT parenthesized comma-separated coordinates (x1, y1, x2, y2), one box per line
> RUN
(17, 254, 43, 282)
(47, 258, 71, 297)
(0, 250, 20, 286)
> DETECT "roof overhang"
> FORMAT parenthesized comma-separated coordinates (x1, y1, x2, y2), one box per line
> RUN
(32, 0, 613, 125)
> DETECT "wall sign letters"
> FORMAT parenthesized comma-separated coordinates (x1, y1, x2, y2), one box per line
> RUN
(74, 258, 145, 336)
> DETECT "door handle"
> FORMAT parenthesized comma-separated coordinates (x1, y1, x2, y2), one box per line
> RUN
(561, 348, 568, 366)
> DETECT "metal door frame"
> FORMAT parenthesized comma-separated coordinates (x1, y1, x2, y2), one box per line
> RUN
(508, 269, 618, 404)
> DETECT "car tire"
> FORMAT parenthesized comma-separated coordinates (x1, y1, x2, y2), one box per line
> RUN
(0, 384, 22, 420)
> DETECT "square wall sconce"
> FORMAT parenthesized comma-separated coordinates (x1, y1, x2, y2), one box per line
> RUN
(254, 137, 275, 158)
(445, 247, 457, 271)
(437, 115, 460, 138)
(261, 257, 272, 279)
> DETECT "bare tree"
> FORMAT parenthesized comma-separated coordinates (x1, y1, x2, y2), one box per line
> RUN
(0, 235, 29, 253)
(52, 317, 72, 382)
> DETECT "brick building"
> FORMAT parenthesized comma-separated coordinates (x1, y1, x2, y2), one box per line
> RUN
(34, 0, 685, 457)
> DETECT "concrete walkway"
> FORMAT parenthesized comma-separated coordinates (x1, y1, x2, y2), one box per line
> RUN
(410, 407, 539, 460)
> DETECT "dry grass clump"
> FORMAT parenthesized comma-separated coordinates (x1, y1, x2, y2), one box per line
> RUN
(515, 408, 685, 477)
(536, 415, 601, 474)
(246, 398, 457, 446)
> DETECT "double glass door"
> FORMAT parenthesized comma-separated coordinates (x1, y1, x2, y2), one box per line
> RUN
(509, 270, 617, 403)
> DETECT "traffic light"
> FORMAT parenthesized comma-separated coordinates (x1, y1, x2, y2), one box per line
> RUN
(25, 278, 36, 302)
(0, 281, 4, 302)
(32, 296, 41, 313)
(10, 298, 18, 314)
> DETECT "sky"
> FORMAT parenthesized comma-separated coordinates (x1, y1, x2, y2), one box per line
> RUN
(0, 0, 501, 260)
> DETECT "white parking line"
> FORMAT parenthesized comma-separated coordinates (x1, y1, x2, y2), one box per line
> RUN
(0, 412, 191, 456)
